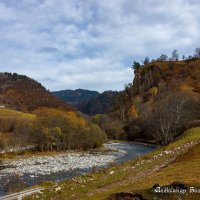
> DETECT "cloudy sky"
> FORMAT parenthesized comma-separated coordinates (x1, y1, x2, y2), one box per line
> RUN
(0, 0, 200, 92)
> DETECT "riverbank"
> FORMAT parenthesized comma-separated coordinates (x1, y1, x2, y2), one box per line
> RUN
(24, 127, 200, 200)
(0, 140, 156, 162)
(0, 143, 118, 163)
(0, 142, 154, 197)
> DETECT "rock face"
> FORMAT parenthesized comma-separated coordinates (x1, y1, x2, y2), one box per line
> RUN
(107, 192, 145, 200)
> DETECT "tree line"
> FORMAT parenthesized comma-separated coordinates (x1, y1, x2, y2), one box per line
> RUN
(132, 47, 200, 69)
(0, 108, 107, 152)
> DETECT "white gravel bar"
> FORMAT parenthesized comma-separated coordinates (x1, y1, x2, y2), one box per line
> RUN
(0, 149, 124, 177)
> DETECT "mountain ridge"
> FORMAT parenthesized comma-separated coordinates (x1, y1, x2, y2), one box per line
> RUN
(76, 91, 118, 115)
(52, 89, 118, 115)
(0, 72, 74, 111)
(52, 89, 100, 106)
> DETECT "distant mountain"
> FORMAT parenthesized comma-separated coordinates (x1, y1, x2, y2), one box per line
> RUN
(0, 72, 73, 111)
(52, 89, 118, 115)
(52, 89, 100, 106)
(76, 91, 118, 115)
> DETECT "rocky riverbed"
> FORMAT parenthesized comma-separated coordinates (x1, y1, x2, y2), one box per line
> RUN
(0, 142, 155, 196)
(1, 152, 121, 177)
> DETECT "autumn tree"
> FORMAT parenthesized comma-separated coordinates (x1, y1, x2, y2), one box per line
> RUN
(149, 87, 158, 97)
(127, 105, 138, 119)
(32, 108, 107, 151)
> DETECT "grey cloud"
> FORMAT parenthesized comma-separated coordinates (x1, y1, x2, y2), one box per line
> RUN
(0, 0, 200, 92)
(38, 47, 59, 53)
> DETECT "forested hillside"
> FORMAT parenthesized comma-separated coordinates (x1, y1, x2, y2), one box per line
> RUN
(92, 57, 200, 145)
(77, 91, 118, 115)
(0, 73, 107, 152)
(0, 73, 73, 111)
(52, 89, 117, 115)
(52, 89, 99, 106)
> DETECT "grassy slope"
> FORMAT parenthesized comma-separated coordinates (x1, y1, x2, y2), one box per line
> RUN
(25, 127, 200, 200)
(0, 108, 35, 119)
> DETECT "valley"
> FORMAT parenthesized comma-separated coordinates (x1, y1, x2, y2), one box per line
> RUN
(1, 1, 200, 199)
(0, 58, 200, 199)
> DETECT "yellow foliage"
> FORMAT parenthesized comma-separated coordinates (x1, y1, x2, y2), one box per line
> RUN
(149, 87, 158, 96)
(0, 107, 106, 151)
(65, 111, 86, 127)
(33, 108, 87, 128)
(127, 105, 138, 119)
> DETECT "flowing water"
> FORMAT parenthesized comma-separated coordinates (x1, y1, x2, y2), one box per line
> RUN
(0, 142, 155, 197)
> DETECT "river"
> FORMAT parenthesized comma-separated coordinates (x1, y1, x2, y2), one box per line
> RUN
(0, 142, 155, 197)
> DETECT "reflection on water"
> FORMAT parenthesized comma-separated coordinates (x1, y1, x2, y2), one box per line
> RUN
(0, 142, 155, 197)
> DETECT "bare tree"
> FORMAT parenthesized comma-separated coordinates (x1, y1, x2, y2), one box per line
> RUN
(143, 92, 196, 145)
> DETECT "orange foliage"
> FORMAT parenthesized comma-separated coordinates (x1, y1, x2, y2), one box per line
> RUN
(127, 105, 138, 119)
